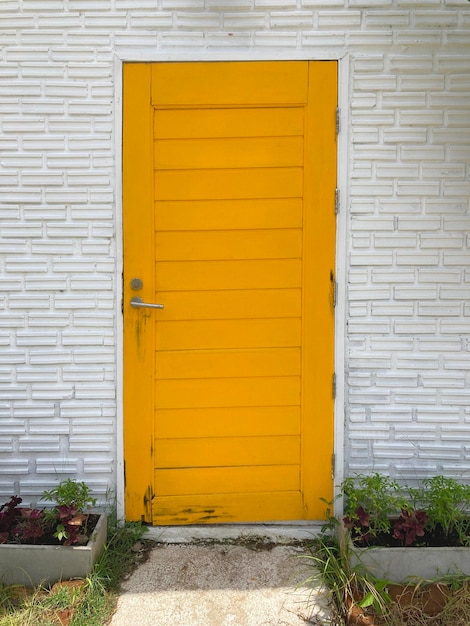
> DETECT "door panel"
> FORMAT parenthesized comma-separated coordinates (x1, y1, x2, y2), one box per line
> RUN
(123, 61, 337, 524)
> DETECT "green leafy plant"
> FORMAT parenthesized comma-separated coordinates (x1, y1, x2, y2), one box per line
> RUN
(339, 473, 470, 548)
(41, 478, 96, 512)
(341, 473, 409, 543)
(0, 480, 99, 547)
(41, 479, 97, 545)
(420, 476, 470, 545)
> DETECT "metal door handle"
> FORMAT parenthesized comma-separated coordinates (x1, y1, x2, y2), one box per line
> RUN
(130, 297, 164, 310)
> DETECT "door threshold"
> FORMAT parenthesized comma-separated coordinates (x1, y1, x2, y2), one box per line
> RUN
(144, 522, 324, 544)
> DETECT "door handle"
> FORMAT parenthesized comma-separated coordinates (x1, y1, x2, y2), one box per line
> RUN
(130, 297, 164, 310)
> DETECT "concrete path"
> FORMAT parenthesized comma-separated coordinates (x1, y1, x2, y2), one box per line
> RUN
(109, 542, 331, 626)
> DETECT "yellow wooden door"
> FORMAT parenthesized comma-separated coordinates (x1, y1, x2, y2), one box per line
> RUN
(123, 61, 337, 525)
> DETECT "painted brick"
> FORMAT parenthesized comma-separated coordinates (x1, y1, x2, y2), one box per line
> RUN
(348, 320, 392, 334)
(348, 30, 393, 46)
(396, 355, 440, 370)
(255, 32, 298, 46)
(364, 10, 410, 26)
(374, 234, 418, 248)
(350, 251, 394, 265)
(53, 296, 96, 309)
(355, 74, 398, 91)
(394, 427, 437, 441)
(0, 460, 29, 474)
(371, 303, 415, 316)
(29, 350, 72, 365)
(388, 55, 433, 71)
(83, 459, 113, 473)
(130, 13, 175, 29)
(420, 234, 464, 249)
(378, 200, 421, 214)
(318, 10, 361, 27)
(175, 12, 221, 28)
(19, 436, 61, 452)
(397, 251, 441, 265)
(350, 285, 391, 300)
(35, 459, 79, 473)
(383, 128, 428, 143)
(394, 320, 438, 334)
(351, 92, 378, 108)
(394, 31, 442, 46)
(269, 11, 314, 28)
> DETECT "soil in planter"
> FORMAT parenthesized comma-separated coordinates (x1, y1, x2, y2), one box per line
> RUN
(2, 513, 100, 546)
(351, 522, 470, 548)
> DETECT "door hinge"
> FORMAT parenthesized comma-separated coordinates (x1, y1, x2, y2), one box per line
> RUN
(332, 372, 336, 399)
(336, 107, 341, 135)
(335, 188, 340, 214)
(331, 452, 336, 480)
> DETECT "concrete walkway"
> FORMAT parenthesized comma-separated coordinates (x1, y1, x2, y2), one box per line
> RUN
(109, 541, 332, 626)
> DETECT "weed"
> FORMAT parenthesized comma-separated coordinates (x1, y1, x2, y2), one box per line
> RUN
(420, 475, 470, 543)
(0, 510, 150, 626)
(300, 533, 392, 625)
(41, 479, 96, 512)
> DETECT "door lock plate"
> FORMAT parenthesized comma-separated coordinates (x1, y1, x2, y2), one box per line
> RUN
(130, 277, 143, 290)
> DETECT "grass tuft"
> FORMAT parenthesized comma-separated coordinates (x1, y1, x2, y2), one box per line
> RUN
(0, 509, 151, 626)
(304, 533, 470, 625)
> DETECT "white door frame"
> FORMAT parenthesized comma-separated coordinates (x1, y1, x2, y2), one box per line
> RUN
(114, 51, 349, 523)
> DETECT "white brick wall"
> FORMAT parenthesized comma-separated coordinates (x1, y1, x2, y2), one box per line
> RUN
(0, 0, 469, 505)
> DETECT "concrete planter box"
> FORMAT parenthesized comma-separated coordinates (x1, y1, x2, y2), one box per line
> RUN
(339, 521, 470, 583)
(0, 512, 107, 587)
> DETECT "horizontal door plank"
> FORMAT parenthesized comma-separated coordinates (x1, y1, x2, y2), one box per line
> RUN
(154, 137, 303, 169)
(154, 168, 303, 201)
(155, 319, 301, 351)
(155, 259, 302, 291)
(154, 107, 304, 139)
(155, 465, 300, 496)
(154, 435, 300, 467)
(154, 198, 303, 231)
(155, 376, 301, 408)
(155, 229, 302, 261)
(151, 491, 304, 524)
(154, 406, 301, 439)
(155, 347, 301, 379)
(150, 289, 301, 321)
(151, 62, 308, 106)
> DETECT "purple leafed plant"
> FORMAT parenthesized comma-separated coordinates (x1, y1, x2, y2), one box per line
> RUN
(393, 509, 428, 546)
(343, 506, 372, 544)
(0, 481, 96, 546)
(0, 496, 48, 545)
